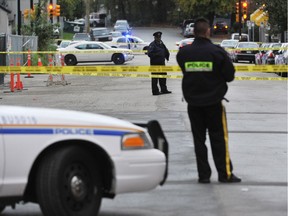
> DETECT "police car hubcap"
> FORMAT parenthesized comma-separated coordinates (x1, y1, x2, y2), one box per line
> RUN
(70, 175, 87, 200)
(64, 163, 93, 210)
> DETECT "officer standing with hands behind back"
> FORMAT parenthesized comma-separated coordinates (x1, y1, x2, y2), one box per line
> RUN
(176, 17, 241, 184)
(148, 31, 172, 96)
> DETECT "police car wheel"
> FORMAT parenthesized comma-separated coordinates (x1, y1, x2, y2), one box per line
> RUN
(0, 204, 5, 213)
(65, 55, 77, 66)
(36, 146, 103, 216)
(112, 54, 125, 65)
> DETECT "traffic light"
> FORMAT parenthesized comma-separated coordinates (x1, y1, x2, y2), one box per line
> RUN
(48, 4, 54, 18)
(235, 2, 239, 14)
(242, 1, 248, 20)
(24, 9, 30, 19)
(235, 2, 239, 22)
(54, 4, 60, 16)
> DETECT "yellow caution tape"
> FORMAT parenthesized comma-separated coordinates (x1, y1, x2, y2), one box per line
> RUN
(0, 65, 287, 73)
(235, 76, 287, 81)
(1, 46, 286, 55)
(0, 50, 134, 54)
(235, 65, 288, 72)
(225, 47, 288, 51)
(0, 66, 286, 81)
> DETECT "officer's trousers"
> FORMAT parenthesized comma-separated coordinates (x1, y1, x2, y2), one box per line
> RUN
(187, 102, 233, 180)
(151, 72, 167, 94)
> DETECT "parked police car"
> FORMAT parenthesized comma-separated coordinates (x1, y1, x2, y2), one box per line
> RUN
(0, 106, 168, 216)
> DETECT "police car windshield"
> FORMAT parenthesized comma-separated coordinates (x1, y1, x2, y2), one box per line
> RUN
(100, 43, 112, 49)
(116, 21, 128, 26)
(238, 43, 258, 48)
(93, 29, 109, 35)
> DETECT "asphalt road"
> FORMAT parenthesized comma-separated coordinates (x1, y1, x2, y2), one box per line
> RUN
(0, 27, 287, 216)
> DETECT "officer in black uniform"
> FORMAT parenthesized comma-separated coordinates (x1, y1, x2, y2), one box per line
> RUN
(176, 17, 241, 183)
(147, 31, 171, 95)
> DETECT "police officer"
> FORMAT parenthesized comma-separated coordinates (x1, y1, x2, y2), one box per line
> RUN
(147, 31, 171, 95)
(176, 17, 241, 183)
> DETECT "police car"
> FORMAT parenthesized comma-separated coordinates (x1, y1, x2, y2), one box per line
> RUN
(0, 106, 168, 216)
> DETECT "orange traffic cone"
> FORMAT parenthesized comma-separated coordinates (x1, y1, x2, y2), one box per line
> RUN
(14, 58, 23, 90)
(38, 56, 43, 66)
(25, 49, 34, 78)
(10, 59, 15, 92)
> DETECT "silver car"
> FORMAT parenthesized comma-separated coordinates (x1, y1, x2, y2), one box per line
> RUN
(113, 20, 132, 36)
(90, 27, 112, 41)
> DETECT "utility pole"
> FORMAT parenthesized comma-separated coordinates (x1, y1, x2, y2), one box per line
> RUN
(85, 0, 90, 33)
(238, 0, 242, 37)
(30, 0, 33, 29)
(17, 0, 21, 35)
(50, 0, 53, 24)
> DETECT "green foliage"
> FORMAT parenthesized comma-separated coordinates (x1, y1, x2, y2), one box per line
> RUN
(258, 0, 287, 34)
(58, 0, 77, 20)
(104, 0, 176, 25)
(58, 0, 100, 20)
(63, 32, 74, 40)
(177, 0, 234, 21)
(73, 0, 86, 19)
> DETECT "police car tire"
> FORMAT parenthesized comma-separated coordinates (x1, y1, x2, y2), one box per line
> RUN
(65, 55, 77, 66)
(0, 204, 5, 213)
(112, 54, 125, 65)
(36, 146, 103, 216)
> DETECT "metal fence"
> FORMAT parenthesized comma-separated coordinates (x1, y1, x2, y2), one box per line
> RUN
(0, 34, 38, 85)
(7, 34, 38, 66)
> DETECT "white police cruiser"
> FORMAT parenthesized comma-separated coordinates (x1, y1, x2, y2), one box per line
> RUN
(0, 106, 168, 216)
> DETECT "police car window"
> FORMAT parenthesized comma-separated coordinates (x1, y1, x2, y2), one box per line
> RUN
(117, 38, 126, 43)
(272, 43, 281, 48)
(129, 38, 135, 43)
(75, 44, 87, 49)
(87, 44, 103, 49)
(133, 38, 140, 43)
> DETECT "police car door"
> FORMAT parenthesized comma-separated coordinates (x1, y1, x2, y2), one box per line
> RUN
(117, 37, 128, 49)
(129, 38, 137, 50)
(87, 43, 106, 61)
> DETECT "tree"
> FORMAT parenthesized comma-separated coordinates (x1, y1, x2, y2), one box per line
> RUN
(57, 0, 77, 20)
(103, 0, 175, 25)
(21, 0, 57, 51)
(176, 0, 235, 25)
(257, 0, 287, 41)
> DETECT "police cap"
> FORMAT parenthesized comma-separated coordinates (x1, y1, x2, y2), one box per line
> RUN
(153, 31, 162, 37)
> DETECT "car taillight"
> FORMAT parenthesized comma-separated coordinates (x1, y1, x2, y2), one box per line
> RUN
(269, 52, 274, 58)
